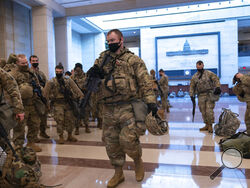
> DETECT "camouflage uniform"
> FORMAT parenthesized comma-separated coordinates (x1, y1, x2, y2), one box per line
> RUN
(33, 69, 48, 137)
(43, 76, 84, 141)
(0, 67, 24, 116)
(95, 47, 155, 167)
(190, 70, 220, 126)
(149, 74, 158, 104)
(0, 67, 24, 147)
(233, 74, 250, 134)
(159, 74, 169, 112)
(71, 70, 91, 133)
(10, 66, 42, 147)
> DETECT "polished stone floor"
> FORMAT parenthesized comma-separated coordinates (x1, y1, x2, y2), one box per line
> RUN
(37, 96, 250, 188)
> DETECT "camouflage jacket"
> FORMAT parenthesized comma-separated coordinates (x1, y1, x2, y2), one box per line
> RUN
(159, 74, 169, 95)
(10, 66, 41, 105)
(233, 74, 250, 102)
(0, 68, 24, 114)
(94, 47, 155, 104)
(71, 70, 86, 92)
(33, 68, 47, 88)
(189, 70, 220, 97)
(43, 76, 84, 102)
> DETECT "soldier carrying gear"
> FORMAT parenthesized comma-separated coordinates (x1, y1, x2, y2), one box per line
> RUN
(189, 60, 221, 133)
(233, 73, 250, 134)
(159, 69, 170, 113)
(43, 63, 84, 144)
(10, 54, 42, 152)
(90, 29, 158, 188)
(71, 62, 91, 134)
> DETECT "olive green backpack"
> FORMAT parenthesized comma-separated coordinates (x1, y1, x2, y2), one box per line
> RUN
(219, 131, 250, 159)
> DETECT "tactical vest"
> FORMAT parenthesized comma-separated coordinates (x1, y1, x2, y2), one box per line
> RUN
(99, 52, 138, 103)
(193, 71, 214, 94)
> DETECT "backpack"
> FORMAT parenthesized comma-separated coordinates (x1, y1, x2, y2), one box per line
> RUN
(219, 131, 250, 159)
(0, 146, 44, 188)
(214, 108, 240, 136)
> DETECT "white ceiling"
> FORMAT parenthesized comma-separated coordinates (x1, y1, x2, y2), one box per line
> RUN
(54, 0, 122, 8)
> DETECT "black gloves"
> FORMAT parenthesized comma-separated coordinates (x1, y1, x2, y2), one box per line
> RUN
(213, 87, 221, 95)
(87, 65, 104, 79)
(147, 103, 158, 116)
(239, 91, 245, 98)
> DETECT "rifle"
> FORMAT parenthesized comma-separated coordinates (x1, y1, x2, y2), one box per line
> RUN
(0, 122, 19, 161)
(58, 78, 81, 118)
(191, 96, 196, 122)
(31, 80, 47, 105)
(155, 80, 163, 96)
(79, 54, 112, 115)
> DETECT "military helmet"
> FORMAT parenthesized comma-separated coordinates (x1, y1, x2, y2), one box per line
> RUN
(145, 112, 168, 135)
(19, 83, 33, 99)
(7, 53, 17, 64)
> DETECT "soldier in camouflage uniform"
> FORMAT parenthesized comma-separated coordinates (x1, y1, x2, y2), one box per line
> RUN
(233, 73, 250, 134)
(43, 63, 84, 144)
(0, 67, 25, 125)
(71, 63, 91, 134)
(189, 60, 221, 133)
(159, 69, 170, 113)
(89, 29, 157, 188)
(10, 54, 43, 152)
(29, 55, 50, 139)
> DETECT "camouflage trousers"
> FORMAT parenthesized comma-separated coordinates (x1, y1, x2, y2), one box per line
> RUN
(245, 102, 250, 134)
(102, 103, 146, 167)
(53, 102, 74, 136)
(40, 109, 48, 133)
(160, 93, 168, 111)
(75, 104, 90, 128)
(13, 104, 40, 146)
(198, 94, 215, 124)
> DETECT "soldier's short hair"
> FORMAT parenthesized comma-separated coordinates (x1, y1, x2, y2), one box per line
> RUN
(74, 63, 82, 70)
(29, 55, 39, 61)
(159, 69, 164, 73)
(107, 29, 123, 40)
(196, 60, 204, 65)
(17, 54, 26, 62)
(55, 62, 64, 70)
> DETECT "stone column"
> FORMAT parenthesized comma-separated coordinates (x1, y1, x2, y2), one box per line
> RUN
(54, 17, 72, 72)
(32, 6, 56, 79)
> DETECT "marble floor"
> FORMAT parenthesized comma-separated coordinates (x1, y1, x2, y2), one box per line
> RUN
(37, 96, 250, 188)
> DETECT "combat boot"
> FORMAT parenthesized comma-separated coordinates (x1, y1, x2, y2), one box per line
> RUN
(134, 158, 144, 182)
(40, 131, 50, 139)
(34, 137, 40, 143)
(85, 125, 91, 133)
(58, 135, 64, 144)
(75, 127, 79, 135)
(67, 133, 78, 142)
(26, 143, 42, 152)
(199, 124, 209, 131)
(107, 166, 124, 188)
(208, 124, 213, 133)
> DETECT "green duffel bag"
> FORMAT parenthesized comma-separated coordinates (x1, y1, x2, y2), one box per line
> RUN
(219, 131, 250, 159)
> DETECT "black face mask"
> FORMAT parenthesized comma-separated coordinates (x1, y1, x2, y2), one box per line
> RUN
(108, 42, 120, 52)
(32, 63, 39, 68)
(56, 73, 63, 79)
